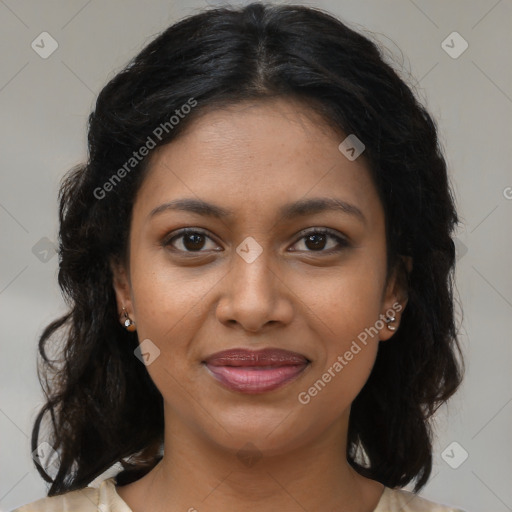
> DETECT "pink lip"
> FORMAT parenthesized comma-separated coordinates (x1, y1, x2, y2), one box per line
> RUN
(203, 348, 310, 394)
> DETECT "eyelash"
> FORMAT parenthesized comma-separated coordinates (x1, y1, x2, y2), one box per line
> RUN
(162, 227, 349, 255)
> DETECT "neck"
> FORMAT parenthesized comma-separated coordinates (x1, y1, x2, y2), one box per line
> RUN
(130, 411, 384, 512)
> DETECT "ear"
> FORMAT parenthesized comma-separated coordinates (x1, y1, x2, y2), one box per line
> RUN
(379, 255, 412, 341)
(109, 256, 135, 324)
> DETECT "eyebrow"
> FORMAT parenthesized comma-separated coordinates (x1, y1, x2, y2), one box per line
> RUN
(149, 197, 366, 224)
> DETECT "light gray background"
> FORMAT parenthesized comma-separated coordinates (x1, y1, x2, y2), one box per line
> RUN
(1, 1, 511, 511)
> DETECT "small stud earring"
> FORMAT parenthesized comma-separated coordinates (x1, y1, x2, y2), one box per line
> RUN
(121, 307, 136, 332)
(385, 315, 397, 331)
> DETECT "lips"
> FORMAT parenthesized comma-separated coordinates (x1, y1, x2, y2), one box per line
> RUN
(203, 348, 310, 394)
(204, 348, 309, 367)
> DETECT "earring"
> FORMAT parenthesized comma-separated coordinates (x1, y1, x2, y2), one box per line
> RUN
(384, 315, 397, 331)
(121, 307, 136, 332)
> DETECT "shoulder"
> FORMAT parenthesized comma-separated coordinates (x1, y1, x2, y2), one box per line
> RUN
(10, 486, 99, 512)
(375, 486, 467, 512)
(9, 477, 130, 512)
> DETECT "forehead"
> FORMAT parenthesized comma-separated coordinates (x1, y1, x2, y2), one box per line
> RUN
(134, 98, 382, 225)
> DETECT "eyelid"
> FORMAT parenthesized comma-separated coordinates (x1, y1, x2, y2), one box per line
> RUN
(294, 227, 347, 242)
(162, 227, 219, 250)
(291, 227, 349, 251)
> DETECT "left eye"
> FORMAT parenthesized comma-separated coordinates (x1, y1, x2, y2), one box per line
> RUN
(163, 229, 219, 253)
(291, 229, 348, 253)
(162, 228, 348, 254)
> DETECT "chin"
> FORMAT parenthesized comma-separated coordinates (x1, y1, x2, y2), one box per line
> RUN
(198, 407, 320, 459)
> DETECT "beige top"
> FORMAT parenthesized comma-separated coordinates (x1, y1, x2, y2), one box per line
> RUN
(11, 476, 466, 512)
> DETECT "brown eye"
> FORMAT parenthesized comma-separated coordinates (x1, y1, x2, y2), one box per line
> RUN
(304, 233, 328, 251)
(291, 229, 349, 253)
(163, 229, 219, 253)
(181, 232, 206, 251)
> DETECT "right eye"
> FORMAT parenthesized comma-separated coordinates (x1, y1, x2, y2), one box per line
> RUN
(162, 228, 222, 253)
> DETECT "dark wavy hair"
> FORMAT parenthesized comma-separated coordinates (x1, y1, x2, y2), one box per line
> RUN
(31, 1, 464, 497)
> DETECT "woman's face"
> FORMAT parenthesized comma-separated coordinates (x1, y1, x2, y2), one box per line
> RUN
(112, 98, 406, 457)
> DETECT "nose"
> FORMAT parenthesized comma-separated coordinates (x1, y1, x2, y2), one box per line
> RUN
(215, 244, 294, 333)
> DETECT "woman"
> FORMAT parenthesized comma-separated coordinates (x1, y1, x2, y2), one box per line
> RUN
(12, 2, 465, 511)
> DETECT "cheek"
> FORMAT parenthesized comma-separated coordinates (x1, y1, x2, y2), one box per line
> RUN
(297, 311, 381, 420)
(130, 258, 214, 337)
(302, 259, 384, 343)
(296, 266, 384, 404)
(128, 258, 223, 390)
(127, 265, 211, 417)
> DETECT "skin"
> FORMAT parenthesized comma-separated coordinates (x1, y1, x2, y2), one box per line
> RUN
(111, 98, 409, 512)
